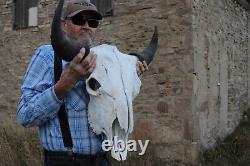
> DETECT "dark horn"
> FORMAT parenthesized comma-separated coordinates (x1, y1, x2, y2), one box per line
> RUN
(51, 0, 87, 61)
(141, 26, 158, 65)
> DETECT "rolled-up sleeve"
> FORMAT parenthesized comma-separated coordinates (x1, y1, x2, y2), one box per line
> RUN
(17, 46, 62, 127)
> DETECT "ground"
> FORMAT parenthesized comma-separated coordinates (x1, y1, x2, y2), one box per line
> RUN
(200, 109, 250, 166)
(1, 109, 250, 165)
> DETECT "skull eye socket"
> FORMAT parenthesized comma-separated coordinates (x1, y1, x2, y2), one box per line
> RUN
(86, 77, 102, 96)
(89, 78, 101, 91)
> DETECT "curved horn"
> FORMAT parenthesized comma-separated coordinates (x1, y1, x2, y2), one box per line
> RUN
(51, 0, 88, 61)
(140, 26, 158, 65)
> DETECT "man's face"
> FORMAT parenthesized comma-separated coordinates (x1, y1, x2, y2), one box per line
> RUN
(62, 12, 98, 47)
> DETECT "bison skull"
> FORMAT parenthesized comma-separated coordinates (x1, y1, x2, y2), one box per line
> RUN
(86, 44, 141, 161)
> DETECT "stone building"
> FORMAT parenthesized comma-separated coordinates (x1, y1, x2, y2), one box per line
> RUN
(0, 0, 250, 165)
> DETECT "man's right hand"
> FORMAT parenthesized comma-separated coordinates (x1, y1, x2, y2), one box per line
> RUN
(54, 48, 96, 100)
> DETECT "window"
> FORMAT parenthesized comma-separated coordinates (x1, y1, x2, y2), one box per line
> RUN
(14, 0, 38, 29)
(90, 0, 114, 17)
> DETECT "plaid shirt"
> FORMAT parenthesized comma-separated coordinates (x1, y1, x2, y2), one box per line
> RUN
(17, 45, 103, 155)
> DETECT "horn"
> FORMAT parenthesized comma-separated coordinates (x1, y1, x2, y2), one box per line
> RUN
(140, 26, 158, 65)
(51, 0, 88, 61)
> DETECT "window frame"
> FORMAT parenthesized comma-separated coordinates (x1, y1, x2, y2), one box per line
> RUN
(13, 0, 39, 30)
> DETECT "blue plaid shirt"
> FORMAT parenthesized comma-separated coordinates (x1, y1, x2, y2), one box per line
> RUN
(17, 45, 103, 155)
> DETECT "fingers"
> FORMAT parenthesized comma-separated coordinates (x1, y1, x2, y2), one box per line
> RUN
(86, 52, 96, 73)
(143, 61, 149, 70)
(136, 60, 148, 75)
(71, 48, 86, 64)
(69, 48, 96, 79)
(79, 47, 87, 63)
(72, 48, 95, 67)
(82, 51, 96, 70)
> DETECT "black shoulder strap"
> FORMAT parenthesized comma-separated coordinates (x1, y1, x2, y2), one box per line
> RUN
(54, 54, 73, 149)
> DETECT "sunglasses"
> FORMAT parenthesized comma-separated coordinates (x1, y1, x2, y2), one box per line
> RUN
(66, 14, 99, 28)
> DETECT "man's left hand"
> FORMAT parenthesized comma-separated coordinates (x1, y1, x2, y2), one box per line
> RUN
(136, 61, 148, 76)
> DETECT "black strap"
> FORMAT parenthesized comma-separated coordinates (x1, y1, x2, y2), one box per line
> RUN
(54, 53, 73, 149)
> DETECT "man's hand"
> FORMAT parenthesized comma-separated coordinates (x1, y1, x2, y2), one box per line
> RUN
(54, 48, 96, 99)
(136, 60, 148, 76)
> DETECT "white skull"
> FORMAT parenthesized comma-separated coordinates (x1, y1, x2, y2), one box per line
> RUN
(86, 44, 141, 161)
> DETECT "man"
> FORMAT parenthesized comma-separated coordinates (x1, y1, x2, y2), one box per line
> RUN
(17, 0, 147, 165)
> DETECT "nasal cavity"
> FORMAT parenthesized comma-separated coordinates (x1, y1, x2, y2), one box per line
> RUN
(88, 78, 101, 91)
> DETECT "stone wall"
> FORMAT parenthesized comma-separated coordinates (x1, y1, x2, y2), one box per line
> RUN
(0, 0, 195, 165)
(0, 0, 249, 165)
(192, 0, 249, 149)
(97, 0, 195, 165)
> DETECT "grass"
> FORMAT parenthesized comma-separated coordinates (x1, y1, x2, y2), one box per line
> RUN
(2, 109, 250, 165)
(0, 126, 42, 166)
(200, 109, 250, 166)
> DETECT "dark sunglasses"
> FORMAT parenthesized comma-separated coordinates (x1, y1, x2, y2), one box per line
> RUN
(66, 14, 99, 28)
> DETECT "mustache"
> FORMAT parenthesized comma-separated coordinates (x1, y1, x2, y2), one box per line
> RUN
(78, 30, 94, 42)
(79, 28, 92, 34)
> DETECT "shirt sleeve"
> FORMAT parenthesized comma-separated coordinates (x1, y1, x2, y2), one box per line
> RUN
(16, 46, 63, 127)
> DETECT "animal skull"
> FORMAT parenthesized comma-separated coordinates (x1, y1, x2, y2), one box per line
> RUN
(86, 44, 141, 160)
